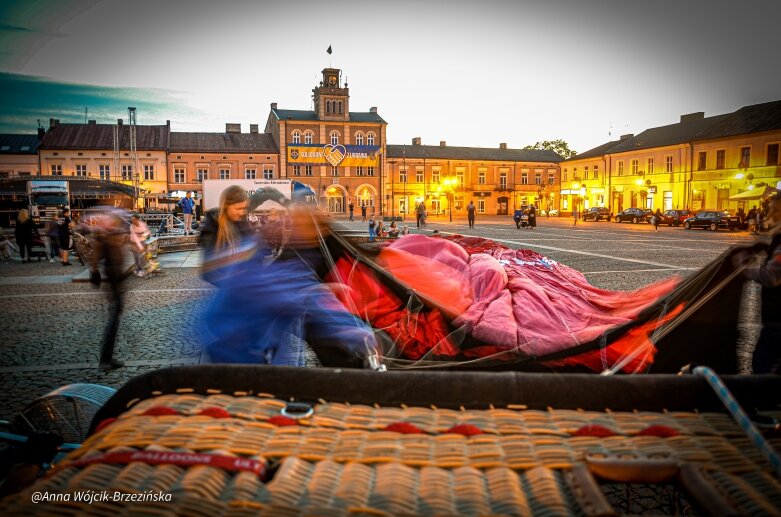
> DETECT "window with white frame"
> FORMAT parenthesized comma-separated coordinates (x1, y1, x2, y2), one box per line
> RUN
(99, 164, 110, 180)
(647, 157, 654, 175)
(51, 164, 62, 175)
(367, 133, 375, 146)
(330, 131, 339, 145)
(535, 172, 541, 185)
(356, 166, 364, 176)
(292, 131, 301, 144)
(478, 171, 486, 184)
(331, 166, 338, 177)
(75, 164, 87, 177)
(305, 166, 312, 176)
(416, 168, 424, 183)
(455, 168, 464, 187)
(304, 131, 313, 144)
(367, 166, 375, 176)
(593, 166, 599, 179)
(122, 164, 133, 180)
(631, 160, 638, 175)
(263, 168, 273, 179)
(293, 165, 301, 176)
(618, 161, 624, 176)
(563, 172, 568, 182)
(197, 168, 208, 182)
(477, 199, 485, 213)
(499, 172, 508, 189)
(174, 168, 185, 183)
(245, 167, 256, 179)
(666, 155, 673, 172)
(400, 169, 408, 183)
(220, 168, 230, 180)
(548, 172, 555, 185)
(583, 166, 589, 179)
(355, 132, 364, 146)
(432, 170, 441, 184)
(144, 164, 154, 181)
(521, 171, 528, 185)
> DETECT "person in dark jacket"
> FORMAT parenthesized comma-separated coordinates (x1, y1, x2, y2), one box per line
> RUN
(87, 204, 129, 370)
(58, 208, 73, 266)
(653, 208, 663, 231)
(734, 196, 781, 374)
(513, 208, 524, 229)
(529, 205, 537, 228)
(14, 209, 35, 262)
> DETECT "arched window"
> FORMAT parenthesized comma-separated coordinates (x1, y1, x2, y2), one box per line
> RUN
(291, 130, 301, 144)
(304, 131, 313, 144)
(326, 100, 331, 114)
(338, 101, 343, 114)
(330, 131, 339, 145)
(367, 132, 375, 146)
(355, 132, 364, 146)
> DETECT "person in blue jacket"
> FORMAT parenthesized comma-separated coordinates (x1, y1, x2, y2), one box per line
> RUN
(178, 191, 196, 235)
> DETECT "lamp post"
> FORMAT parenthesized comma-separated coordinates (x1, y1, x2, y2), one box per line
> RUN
(443, 176, 458, 222)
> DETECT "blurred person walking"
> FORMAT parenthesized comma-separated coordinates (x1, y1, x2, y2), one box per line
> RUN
(348, 201, 354, 221)
(129, 214, 151, 277)
(86, 203, 129, 370)
(46, 215, 60, 262)
(653, 208, 663, 231)
(14, 209, 34, 263)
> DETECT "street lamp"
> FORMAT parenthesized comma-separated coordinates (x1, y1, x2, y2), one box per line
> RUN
(443, 176, 458, 222)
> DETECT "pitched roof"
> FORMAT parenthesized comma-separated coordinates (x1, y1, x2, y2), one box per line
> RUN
(170, 132, 278, 153)
(560, 139, 627, 162)
(0, 134, 41, 154)
(40, 123, 169, 150)
(608, 113, 729, 154)
(271, 108, 387, 124)
(693, 99, 781, 140)
(386, 144, 562, 163)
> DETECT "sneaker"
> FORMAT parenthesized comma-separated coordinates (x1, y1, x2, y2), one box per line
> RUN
(49, 258, 55, 263)
(137, 271, 145, 278)
(98, 359, 125, 371)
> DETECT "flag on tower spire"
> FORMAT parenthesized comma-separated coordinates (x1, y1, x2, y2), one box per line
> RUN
(327, 45, 332, 55)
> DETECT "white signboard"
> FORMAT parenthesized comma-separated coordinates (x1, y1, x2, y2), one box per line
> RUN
(202, 179, 292, 210)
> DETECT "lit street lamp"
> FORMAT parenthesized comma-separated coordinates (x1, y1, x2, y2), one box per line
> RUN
(442, 176, 458, 222)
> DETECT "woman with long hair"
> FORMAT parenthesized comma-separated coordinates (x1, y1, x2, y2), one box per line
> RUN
(14, 209, 34, 262)
(199, 185, 251, 282)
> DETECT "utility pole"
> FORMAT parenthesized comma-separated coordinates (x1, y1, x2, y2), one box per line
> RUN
(129, 107, 139, 207)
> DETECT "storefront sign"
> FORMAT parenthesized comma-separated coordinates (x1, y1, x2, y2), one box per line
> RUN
(648, 186, 657, 193)
(472, 191, 492, 197)
(287, 144, 381, 167)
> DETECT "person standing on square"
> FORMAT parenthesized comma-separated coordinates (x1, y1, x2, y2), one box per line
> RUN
(361, 203, 367, 222)
(348, 201, 354, 221)
(179, 191, 196, 235)
(467, 201, 476, 228)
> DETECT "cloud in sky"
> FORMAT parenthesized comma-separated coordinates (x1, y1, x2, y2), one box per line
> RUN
(1, 0, 780, 153)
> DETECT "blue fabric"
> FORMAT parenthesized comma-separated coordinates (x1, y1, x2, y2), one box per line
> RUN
(179, 197, 195, 214)
(201, 235, 375, 366)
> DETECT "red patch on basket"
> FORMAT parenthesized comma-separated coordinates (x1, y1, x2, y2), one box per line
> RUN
(199, 407, 232, 419)
(95, 418, 116, 433)
(573, 424, 618, 437)
(444, 424, 484, 437)
(142, 406, 180, 416)
(384, 422, 426, 434)
(267, 415, 299, 427)
(637, 425, 680, 438)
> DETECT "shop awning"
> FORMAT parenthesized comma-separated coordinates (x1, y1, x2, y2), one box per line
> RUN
(728, 186, 780, 201)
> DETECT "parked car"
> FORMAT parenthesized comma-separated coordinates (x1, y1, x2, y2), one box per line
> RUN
(683, 211, 740, 231)
(582, 207, 612, 222)
(660, 209, 694, 227)
(614, 208, 650, 224)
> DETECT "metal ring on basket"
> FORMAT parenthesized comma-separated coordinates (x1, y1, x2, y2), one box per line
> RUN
(281, 402, 314, 420)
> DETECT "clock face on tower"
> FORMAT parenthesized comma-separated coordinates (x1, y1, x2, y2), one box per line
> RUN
(328, 76, 336, 86)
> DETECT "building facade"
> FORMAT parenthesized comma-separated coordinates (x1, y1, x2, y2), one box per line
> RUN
(265, 68, 387, 215)
(38, 119, 170, 208)
(0, 133, 42, 179)
(167, 124, 278, 203)
(385, 140, 561, 219)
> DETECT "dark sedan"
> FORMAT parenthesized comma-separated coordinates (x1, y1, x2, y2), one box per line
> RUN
(582, 207, 612, 221)
(615, 208, 650, 224)
(683, 211, 740, 231)
(660, 209, 694, 227)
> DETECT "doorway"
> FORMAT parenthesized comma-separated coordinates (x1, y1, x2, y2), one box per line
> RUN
(497, 196, 509, 215)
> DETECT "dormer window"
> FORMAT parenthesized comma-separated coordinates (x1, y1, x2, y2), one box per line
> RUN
(330, 131, 340, 145)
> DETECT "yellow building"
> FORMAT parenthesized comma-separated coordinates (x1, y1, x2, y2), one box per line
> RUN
(559, 137, 630, 215)
(38, 118, 170, 208)
(385, 139, 561, 219)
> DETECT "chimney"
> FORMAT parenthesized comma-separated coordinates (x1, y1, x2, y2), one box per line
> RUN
(250, 124, 259, 134)
(499, 143, 507, 149)
(166, 120, 171, 128)
(117, 119, 123, 125)
(440, 141, 447, 147)
(620, 133, 633, 140)
(49, 118, 59, 128)
(226, 123, 241, 133)
(88, 120, 96, 125)
(370, 107, 378, 113)
(412, 137, 421, 145)
(270, 102, 278, 110)
(680, 112, 705, 123)
(37, 127, 46, 139)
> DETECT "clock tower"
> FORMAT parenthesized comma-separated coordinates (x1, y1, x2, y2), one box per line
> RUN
(313, 68, 349, 121)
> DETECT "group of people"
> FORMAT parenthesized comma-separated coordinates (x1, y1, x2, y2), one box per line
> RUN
(513, 205, 538, 229)
(8, 208, 75, 265)
(348, 201, 371, 222)
(367, 218, 408, 241)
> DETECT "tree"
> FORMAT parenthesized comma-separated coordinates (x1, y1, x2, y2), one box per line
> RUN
(523, 139, 577, 159)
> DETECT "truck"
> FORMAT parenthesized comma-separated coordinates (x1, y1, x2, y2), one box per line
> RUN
(0, 178, 70, 228)
(201, 179, 317, 211)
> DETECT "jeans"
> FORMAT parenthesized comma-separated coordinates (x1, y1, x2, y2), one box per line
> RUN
(100, 279, 124, 364)
(183, 213, 193, 233)
(368, 226, 376, 241)
(48, 236, 59, 259)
